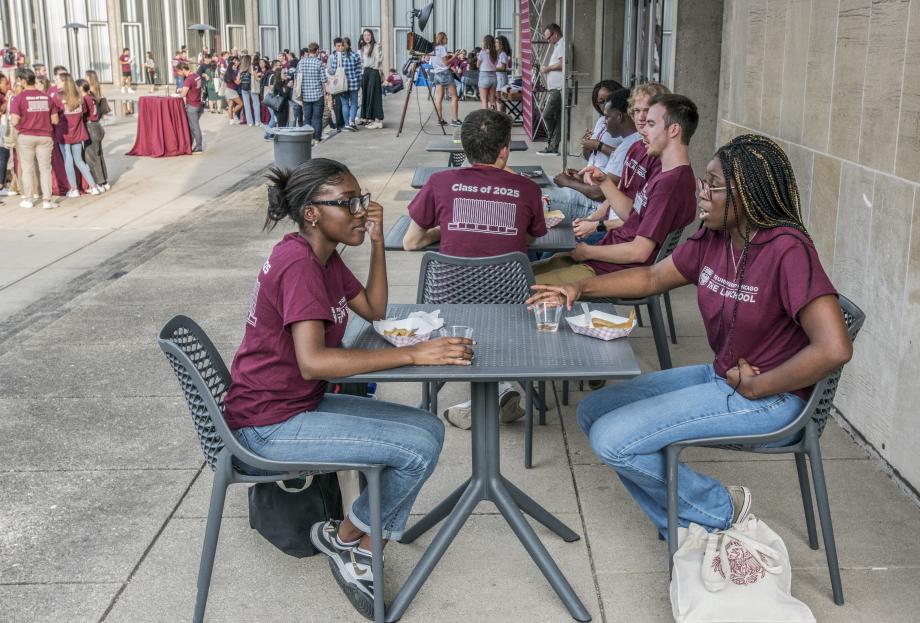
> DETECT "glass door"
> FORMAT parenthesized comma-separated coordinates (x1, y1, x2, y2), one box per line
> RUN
(123, 23, 145, 83)
(621, 0, 675, 88)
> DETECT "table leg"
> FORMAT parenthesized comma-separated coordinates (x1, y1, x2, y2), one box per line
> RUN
(503, 479, 581, 542)
(387, 381, 589, 622)
(398, 478, 470, 544)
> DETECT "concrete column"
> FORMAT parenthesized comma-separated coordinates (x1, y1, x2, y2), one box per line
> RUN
(380, 0, 392, 78)
(672, 0, 724, 173)
(246, 0, 260, 54)
(107, 0, 121, 84)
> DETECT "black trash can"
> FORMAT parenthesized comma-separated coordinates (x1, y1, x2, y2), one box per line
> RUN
(268, 125, 314, 171)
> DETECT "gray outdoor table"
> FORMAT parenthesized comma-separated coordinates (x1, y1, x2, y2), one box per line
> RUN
(383, 214, 576, 253)
(411, 165, 552, 188)
(337, 303, 641, 622)
(426, 138, 529, 167)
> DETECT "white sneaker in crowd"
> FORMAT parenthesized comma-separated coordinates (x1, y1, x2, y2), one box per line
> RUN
(66, 189, 80, 198)
(443, 383, 523, 430)
(102, 183, 111, 191)
(0, 189, 16, 197)
(42, 200, 54, 210)
(128, 88, 135, 94)
(19, 199, 34, 209)
(89, 186, 102, 196)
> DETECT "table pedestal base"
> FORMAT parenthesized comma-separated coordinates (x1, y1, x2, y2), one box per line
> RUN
(386, 382, 591, 622)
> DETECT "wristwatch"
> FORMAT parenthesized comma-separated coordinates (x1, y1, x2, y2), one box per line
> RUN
(596, 221, 607, 233)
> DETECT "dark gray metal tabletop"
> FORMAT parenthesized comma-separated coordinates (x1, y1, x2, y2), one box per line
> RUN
(383, 215, 577, 253)
(426, 139, 529, 152)
(411, 165, 551, 188)
(337, 303, 641, 383)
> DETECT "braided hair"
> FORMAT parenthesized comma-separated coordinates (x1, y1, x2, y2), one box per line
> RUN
(263, 158, 353, 231)
(714, 134, 813, 365)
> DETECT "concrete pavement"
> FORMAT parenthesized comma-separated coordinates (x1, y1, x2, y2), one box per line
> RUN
(1, 93, 918, 622)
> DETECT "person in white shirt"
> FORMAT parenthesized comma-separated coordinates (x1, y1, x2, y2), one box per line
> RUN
(430, 32, 461, 127)
(477, 34, 499, 110)
(358, 29, 384, 128)
(538, 23, 564, 156)
(582, 80, 624, 170)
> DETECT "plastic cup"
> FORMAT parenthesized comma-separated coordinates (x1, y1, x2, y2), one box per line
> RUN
(533, 303, 563, 332)
(438, 325, 474, 340)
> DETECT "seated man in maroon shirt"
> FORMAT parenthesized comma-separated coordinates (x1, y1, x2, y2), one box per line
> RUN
(533, 94, 700, 286)
(403, 108, 547, 255)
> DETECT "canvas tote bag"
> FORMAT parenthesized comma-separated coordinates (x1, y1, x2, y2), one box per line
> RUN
(327, 52, 348, 95)
(670, 515, 815, 623)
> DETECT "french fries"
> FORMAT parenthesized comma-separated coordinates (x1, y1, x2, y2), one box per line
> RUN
(591, 310, 636, 330)
(383, 328, 418, 337)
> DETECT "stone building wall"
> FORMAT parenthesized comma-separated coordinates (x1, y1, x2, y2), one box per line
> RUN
(717, 0, 920, 490)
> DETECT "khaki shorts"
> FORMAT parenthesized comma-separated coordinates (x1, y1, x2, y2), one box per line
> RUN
(225, 87, 239, 100)
(532, 254, 597, 286)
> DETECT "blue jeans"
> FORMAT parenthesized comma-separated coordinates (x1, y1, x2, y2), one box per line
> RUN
(59, 142, 95, 189)
(234, 394, 444, 540)
(264, 107, 277, 139)
(546, 185, 600, 223)
(288, 101, 302, 127)
(241, 89, 260, 125)
(576, 364, 803, 534)
(340, 89, 359, 125)
(174, 75, 184, 90)
(302, 98, 324, 138)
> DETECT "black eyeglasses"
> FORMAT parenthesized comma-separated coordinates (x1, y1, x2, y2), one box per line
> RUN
(309, 192, 371, 215)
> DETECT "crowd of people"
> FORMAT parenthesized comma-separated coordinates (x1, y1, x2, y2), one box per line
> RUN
(1, 62, 111, 209)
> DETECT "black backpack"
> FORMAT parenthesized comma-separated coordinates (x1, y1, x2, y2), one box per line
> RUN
(3, 49, 14, 65)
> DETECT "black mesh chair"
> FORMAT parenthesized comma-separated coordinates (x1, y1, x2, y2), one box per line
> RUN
(665, 295, 865, 606)
(158, 316, 387, 623)
(561, 227, 685, 405)
(415, 251, 547, 468)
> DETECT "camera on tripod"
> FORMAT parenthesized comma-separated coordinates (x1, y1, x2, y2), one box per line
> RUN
(405, 3, 435, 55)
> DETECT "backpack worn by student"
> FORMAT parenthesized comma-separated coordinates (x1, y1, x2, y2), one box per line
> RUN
(3, 49, 14, 66)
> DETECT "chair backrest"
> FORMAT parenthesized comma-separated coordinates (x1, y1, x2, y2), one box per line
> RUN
(656, 227, 684, 264)
(157, 315, 234, 469)
(416, 251, 535, 304)
(809, 294, 866, 435)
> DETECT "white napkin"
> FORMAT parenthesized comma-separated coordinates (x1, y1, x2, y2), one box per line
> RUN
(373, 310, 444, 337)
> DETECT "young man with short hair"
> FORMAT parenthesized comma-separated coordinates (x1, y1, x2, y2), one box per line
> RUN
(178, 62, 204, 153)
(533, 93, 700, 285)
(9, 68, 59, 209)
(404, 109, 547, 428)
(403, 108, 547, 256)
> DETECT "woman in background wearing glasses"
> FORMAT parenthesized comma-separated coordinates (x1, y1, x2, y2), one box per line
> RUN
(223, 158, 472, 619)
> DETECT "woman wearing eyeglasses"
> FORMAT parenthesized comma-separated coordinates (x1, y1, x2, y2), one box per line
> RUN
(224, 158, 473, 619)
(526, 135, 852, 538)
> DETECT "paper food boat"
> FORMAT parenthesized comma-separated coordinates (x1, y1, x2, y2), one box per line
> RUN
(544, 209, 565, 229)
(372, 310, 444, 347)
(565, 309, 637, 341)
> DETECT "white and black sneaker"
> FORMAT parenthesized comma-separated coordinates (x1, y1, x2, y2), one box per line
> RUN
(327, 545, 377, 620)
(310, 519, 359, 557)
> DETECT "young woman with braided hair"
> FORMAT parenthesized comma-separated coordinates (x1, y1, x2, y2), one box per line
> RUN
(527, 134, 852, 536)
(224, 158, 472, 618)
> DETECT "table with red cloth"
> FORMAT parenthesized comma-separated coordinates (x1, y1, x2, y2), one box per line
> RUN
(127, 96, 192, 157)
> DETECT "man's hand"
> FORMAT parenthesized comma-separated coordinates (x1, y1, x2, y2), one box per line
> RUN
(578, 164, 607, 186)
(553, 172, 575, 188)
(569, 242, 593, 262)
(573, 219, 599, 239)
(725, 358, 762, 399)
(365, 201, 384, 243)
(582, 138, 600, 152)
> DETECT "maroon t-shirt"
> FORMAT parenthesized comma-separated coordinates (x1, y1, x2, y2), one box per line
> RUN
(61, 101, 89, 144)
(83, 94, 99, 122)
(10, 89, 57, 137)
(408, 164, 547, 257)
(224, 233, 364, 429)
(119, 54, 131, 74)
(671, 227, 838, 400)
(183, 73, 202, 107)
(587, 164, 697, 275)
(618, 141, 661, 200)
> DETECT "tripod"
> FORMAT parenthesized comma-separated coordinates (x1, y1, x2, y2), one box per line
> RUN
(396, 57, 448, 138)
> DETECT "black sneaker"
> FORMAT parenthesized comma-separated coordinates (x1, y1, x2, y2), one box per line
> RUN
(310, 519, 359, 558)
(327, 545, 378, 620)
(450, 119, 462, 127)
(537, 148, 559, 156)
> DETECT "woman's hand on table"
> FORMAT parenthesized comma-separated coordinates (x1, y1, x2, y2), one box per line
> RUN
(527, 283, 582, 310)
(365, 201, 384, 243)
(408, 337, 474, 366)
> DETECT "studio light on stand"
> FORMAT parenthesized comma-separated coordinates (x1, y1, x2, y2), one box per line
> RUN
(397, 3, 448, 137)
